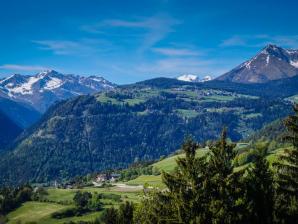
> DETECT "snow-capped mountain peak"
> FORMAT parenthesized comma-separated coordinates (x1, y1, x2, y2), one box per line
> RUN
(201, 75, 212, 82)
(177, 74, 212, 82)
(0, 71, 116, 112)
(217, 44, 298, 83)
(177, 74, 199, 82)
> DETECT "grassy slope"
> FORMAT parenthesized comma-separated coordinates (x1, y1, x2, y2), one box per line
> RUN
(127, 175, 165, 188)
(8, 202, 101, 224)
(126, 149, 209, 188)
(6, 187, 142, 224)
(126, 146, 287, 188)
(7, 202, 68, 224)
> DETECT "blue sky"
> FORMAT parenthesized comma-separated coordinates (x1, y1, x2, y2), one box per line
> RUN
(0, 0, 297, 84)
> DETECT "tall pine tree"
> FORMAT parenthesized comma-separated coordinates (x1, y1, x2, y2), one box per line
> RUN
(246, 145, 274, 224)
(206, 128, 245, 223)
(274, 104, 298, 223)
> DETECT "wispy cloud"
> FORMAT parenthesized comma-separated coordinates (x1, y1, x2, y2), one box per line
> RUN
(220, 34, 298, 48)
(0, 64, 50, 72)
(152, 47, 201, 56)
(134, 57, 222, 76)
(33, 39, 109, 56)
(83, 14, 181, 52)
(220, 36, 248, 47)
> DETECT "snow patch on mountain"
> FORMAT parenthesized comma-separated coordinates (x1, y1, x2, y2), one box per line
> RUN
(177, 74, 198, 82)
(44, 77, 63, 90)
(266, 55, 270, 65)
(9, 76, 41, 95)
(201, 75, 212, 82)
(290, 60, 298, 68)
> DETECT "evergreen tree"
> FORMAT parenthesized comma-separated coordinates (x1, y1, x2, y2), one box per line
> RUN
(135, 131, 246, 224)
(161, 137, 209, 223)
(118, 201, 134, 224)
(100, 207, 119, 224)
(134, 137, 208, 223)
(206, 128, 244, 223)
(246, 146, 274, 224)
(73, 191, 92, 210)
(274, 104, 298, 223)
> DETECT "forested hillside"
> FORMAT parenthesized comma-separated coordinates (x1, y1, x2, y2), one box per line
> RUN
(0, 78, 295, 185)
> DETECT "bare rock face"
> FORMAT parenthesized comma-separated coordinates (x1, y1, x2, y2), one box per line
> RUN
(217, 44, 298, 83)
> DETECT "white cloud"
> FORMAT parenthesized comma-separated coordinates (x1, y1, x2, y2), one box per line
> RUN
(82, 14, 181, 52)
(33, 40, 83, 55)
(33, 39, 108, 56)
(220, 35, 298, 48)
(152, 47, 200, 56)
(0, 64, 49, 71)
(220, 36, 247, 47)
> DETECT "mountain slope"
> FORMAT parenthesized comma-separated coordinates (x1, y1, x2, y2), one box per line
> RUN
(217, 44, 298, 83)
(0, 110, 22, 151)
(0, 70, 115, 112)
(0, 79, 293, 185)
(0, 96, 41, 128)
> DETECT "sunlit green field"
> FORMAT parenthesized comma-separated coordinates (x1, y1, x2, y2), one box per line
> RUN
(153, 148, 209, 173)
(128, 145, 286, 189)
(7, 202, 101, 224)
(127, 175, 165, 188)
(6, 186, 142, 224)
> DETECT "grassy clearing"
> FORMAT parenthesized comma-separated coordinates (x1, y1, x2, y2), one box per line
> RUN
(6, 186, 142, 224)
(127, 175, 165, 188)
(7, 202, 101, 224)
(153, 149, 208, 173)
(6, 202, 69, 224)
(96, 95, 122, 104)
(45, 187, 141, 204)
(176, 109, 199, 118)
(200, 95, 235, 102)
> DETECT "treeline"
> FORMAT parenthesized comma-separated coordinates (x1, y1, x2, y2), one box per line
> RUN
(98, 105, 298, 224)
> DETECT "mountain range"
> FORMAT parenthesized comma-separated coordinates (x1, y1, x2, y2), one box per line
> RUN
(1, 44, 298, 185)
(0, 70, 115, 112)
